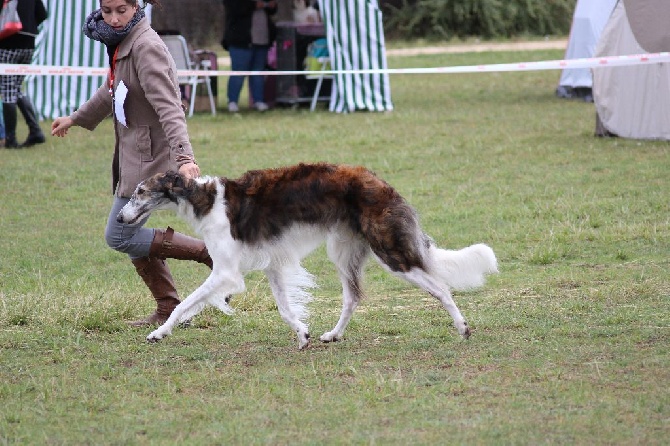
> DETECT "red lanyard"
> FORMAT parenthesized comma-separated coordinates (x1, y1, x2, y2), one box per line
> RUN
(108, 46, 119, 96)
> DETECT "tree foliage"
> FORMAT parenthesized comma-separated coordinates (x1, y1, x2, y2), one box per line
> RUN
(150, 0, 224, 48)
(148, 0, 576, 47)
(381, 0, 576, 40)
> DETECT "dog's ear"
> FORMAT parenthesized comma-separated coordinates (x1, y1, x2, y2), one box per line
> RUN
(161, 170, 187, 199)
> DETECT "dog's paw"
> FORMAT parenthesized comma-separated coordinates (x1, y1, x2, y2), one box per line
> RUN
(297, 331, 310, 350)
(319, 330, 341, 343)
(146, 328, 168, 343)
(458, 321, 471, 340)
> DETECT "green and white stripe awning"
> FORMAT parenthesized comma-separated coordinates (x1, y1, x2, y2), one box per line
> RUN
(319, 0, 393, 113)
(27, 0, 106, 120)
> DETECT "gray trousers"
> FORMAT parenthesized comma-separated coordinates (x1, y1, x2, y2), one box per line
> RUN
(105, 197, 155, 260)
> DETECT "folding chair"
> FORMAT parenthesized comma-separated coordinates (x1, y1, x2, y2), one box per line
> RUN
(304, 38, 331, 111)
(306, 57, 332, 111)
(160, 34, 216, 117)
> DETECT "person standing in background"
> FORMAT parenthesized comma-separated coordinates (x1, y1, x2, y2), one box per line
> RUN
(0, 0, 47, 149)
(222, 0, 277, 113)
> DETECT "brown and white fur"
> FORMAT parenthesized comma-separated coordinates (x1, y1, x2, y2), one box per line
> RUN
(117, 163, 498, 349)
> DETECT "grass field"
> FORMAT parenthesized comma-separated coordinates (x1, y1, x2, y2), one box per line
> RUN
(1, 48, 668, 444)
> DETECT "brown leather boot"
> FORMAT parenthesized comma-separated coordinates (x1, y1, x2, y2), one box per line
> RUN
(128, 257, 181, 327)
(149, 227, 213, 269)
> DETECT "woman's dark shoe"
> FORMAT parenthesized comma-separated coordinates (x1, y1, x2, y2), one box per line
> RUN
(3, 103, 19, 148)
(4, 136, 19, 149)
(17, 95, 46, 148)
(20, 132, 46, 147)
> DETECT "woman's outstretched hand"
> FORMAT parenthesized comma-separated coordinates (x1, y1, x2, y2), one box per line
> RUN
(51, 116, 74, 137)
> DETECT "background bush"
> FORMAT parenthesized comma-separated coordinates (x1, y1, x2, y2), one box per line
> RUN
(150, 0, 577, 49)
(382, 0, 576, 40)
(151, 0, 224, 48)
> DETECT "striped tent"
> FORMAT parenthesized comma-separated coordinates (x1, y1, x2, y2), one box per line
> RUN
(26, 0, 106, 120)
(318, 0, 393, 113)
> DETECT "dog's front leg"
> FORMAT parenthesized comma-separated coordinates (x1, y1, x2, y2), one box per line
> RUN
(147, 270, 245, 342)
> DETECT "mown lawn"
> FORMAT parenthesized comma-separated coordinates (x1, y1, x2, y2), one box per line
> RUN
(1, 48, 668, 444)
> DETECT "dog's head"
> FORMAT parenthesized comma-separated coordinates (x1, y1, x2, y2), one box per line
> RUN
(116, 171, 187, 225)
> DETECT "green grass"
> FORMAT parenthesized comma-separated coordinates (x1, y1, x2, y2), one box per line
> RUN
(1, 49, 669, 445)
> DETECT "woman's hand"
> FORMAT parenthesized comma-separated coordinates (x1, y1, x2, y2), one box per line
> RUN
(178, 161, 201, 179)
(51, 116, 74, 137)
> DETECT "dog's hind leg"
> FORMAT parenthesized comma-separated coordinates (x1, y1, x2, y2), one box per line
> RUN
(320, 236, 369, 343)
(146, 271, 244, 342)
(395, 268, 471, 339)
(265, 267, 312, 350)
(319, 270, 364, 343)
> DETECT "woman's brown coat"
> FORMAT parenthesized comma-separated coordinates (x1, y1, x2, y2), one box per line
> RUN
(72, 18, 196, 198)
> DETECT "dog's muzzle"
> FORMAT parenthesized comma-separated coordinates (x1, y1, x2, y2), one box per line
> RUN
(116, 211, 128, 224)
(116, 206, 140, 224)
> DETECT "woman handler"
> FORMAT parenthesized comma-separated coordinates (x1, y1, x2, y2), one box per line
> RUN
(51, 0, 212, 326)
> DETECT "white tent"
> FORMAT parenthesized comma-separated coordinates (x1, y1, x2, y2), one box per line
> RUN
(593, 0, 670, 139)
(27, 0, 107, 120)
(556, 0, 617, 101)
(318, 0, 393, 113)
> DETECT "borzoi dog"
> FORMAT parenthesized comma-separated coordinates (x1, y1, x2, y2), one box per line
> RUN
(117, 163, 498, 349)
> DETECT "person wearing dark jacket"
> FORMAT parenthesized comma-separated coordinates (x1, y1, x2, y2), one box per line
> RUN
(0, 0, 47, 148)
(222, 0, 277, 112)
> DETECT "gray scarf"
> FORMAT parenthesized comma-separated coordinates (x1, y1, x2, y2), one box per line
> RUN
(83, 8, 145, 47)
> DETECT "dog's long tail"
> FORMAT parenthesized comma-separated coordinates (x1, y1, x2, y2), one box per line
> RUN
(428, 243, 498, 291)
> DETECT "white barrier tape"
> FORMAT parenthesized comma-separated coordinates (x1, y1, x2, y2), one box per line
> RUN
(1, 52, 668, 78)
